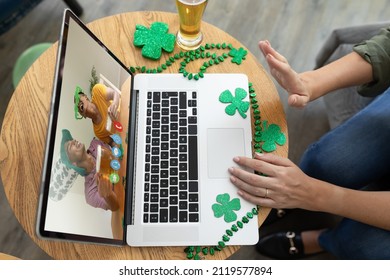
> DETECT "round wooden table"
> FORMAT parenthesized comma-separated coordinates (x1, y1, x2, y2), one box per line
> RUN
(0, 11, 288, 260)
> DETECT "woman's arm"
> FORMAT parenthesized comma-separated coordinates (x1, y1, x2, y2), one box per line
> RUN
(229, 153, 390, 231)
(259, 41, 373, 107)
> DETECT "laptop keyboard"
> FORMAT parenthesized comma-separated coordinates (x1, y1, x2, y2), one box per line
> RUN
(143, 91, 199, 223)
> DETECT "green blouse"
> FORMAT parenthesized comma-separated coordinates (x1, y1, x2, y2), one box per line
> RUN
(353, 26, 390, 97)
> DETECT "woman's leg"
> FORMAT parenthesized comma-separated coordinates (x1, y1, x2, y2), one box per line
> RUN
(300, 87, 390, 189)
(318, 218, 390, 259)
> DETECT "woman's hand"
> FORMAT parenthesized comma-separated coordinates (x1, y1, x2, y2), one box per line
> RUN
(259, 40, 312, 108)
(228, 152, 316, 210)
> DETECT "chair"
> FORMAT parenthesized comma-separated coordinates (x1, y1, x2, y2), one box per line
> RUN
(315, 22, 390, 129)
(12, 42, 52, 88)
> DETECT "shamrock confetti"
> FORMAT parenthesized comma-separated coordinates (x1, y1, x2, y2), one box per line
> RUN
(219, 87, 250, 118)
(212, 193, 241, 223)
(133, 22, 176, 60)
(255, 121, 286, 152)
(228, 47, 248, 65)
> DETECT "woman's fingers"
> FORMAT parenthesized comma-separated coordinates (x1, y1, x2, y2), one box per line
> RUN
(259, 40, 288, 63)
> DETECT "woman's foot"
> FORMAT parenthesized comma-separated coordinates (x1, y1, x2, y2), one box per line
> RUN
(262, 208, 292, 226)
(256, 229, 325, 259)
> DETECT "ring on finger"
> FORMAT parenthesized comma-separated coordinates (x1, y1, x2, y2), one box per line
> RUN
(264, 188, 269, 199)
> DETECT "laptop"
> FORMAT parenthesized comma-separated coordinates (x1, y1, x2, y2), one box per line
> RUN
(37, 9, 259, 247)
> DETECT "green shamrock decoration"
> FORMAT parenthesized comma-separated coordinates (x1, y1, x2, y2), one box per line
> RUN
(228, 47, 248, 65)
(219, 87, 250, 118)
(133, 22, 176, 60)
(212, 193, 241, 223)
(256, 121, 286, 152)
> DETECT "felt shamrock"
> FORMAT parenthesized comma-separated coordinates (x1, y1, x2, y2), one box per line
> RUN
(133, 22, 176, 60)
(256, 121, 286, 152)
(219, 87, 250, 118)
(228, 47, 248, 65)
(212, 193, 241, 223)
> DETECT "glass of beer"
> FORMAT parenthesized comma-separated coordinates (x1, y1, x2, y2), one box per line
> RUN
(175, 0, 208, 50)
(96, 145, 115, 181)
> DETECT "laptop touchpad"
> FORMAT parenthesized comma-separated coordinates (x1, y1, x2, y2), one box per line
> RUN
(207, 128, 246, 178)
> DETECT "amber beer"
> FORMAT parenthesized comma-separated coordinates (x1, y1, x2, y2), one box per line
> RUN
(96, 145, 114, 180)
(176, 0, 208, 50)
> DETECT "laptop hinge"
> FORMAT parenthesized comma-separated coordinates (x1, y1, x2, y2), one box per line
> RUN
(125, 89, 139, 227)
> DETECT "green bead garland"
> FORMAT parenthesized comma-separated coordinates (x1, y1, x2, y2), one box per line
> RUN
(129, 43, 242, 81)
(184, 206, 259, 260)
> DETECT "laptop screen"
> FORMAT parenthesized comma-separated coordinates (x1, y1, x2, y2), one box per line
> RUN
(37, 10, 132, 245)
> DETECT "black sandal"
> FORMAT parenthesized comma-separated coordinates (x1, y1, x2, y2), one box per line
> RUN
(262, 209, 291, 226)
(256, 231, 306, 259)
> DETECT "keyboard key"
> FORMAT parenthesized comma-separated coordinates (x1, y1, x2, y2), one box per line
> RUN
(179, 191, 188, 200)
(169, 206, 178, 222)
(188, 136, 198, 180)
(152, 138, 160, 146)
(188, 116, 197, 124)
(170, 168, 178, 176)
(179, 182, 187, 190)
(179, 92, 187, 109)
(179, 172, 187, 180)
(179, 119, 187, 126)
(170, 149, 178, 158)
(161, 151, 169, 159)
(151, 184, 159, 192)
(151, 194, 159, 202)
(150, 204, 159, 212)
(179, 154, 187, 161)
(179, 201, 187, 210)
(179, 136, 187, 144)
(170, 196, 178, 205)
(160, 179, 168, 187)
(170, 186, 178, 195)
(161, 133, 169, 141)
(189, 213, 199, 223)
(160, 199, 168, 207)
(150, 214, 158, 223)
(170, 177, 178, 185)
(160, 209, 168, 223)
(179, 163, 187, 171)
(189, 203, 198, 212)
(179, 211, 188, 222)
(188, 192, 197, 203)
(160, 169, 168, 178)
(160, 189, 168, 197)
(188, 125, 197, 135)
(189, 182, 198, 192)
(161, 161, 169, 169)
(153, 92, 160, 103)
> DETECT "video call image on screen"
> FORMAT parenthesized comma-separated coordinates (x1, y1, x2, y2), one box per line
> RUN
(44, 16, 131, 241)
